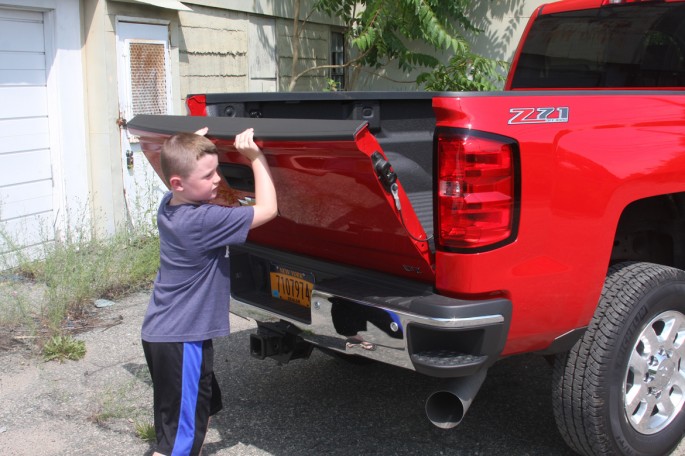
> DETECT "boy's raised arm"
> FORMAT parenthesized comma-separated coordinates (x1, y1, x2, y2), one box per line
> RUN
(234, 128, 278, 228)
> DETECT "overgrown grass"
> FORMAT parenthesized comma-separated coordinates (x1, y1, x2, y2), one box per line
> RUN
(1, 216, 160, 350)
(16, 231, 160, 330)
(0, 280, 39, 330)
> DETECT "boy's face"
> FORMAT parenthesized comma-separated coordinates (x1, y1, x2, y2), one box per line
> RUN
(169, 154, 221, 205)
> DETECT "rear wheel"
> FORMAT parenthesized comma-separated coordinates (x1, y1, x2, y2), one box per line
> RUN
(553, 262, 685, 455)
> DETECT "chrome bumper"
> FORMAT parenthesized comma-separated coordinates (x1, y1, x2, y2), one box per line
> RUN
(231, 286, 511, 376)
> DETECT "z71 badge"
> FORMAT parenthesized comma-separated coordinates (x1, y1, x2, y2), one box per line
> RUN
(508, 107, 569, 125)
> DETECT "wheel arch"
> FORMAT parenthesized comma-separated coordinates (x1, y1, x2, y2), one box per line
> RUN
(542, 192, 685, 356)
(610, 192, 685, 270)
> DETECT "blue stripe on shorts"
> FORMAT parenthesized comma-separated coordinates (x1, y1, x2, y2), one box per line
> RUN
(172, 341, 203, 456)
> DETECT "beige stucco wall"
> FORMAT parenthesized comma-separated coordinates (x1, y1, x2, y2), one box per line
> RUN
(177, 6, 249, 96)
(182, 0, 339, 26)
(469, 0, 546, 63)
(278, 20, 331, 91)
(177, 2, 336, 94)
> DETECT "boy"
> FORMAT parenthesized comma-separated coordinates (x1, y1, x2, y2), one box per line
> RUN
(141, 128, 277, 456)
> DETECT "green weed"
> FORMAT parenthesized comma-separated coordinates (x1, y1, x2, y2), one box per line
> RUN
(88, 379, 151, 432)
(42, 334, 86, 362)
(90, 382, 141, 424)
(134, 420, 157, 442)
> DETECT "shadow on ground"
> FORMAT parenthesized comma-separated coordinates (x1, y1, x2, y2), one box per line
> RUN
(186, 329, 576, 456)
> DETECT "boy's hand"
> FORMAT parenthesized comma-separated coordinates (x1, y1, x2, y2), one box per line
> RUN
(234, 128, 277, 228)
(234, 128, 262, 161)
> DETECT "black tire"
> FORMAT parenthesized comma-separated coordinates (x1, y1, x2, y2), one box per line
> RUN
(553, 262, 685, 456)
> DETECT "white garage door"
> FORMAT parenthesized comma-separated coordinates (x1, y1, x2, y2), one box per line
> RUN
(0, 7, 55, 260)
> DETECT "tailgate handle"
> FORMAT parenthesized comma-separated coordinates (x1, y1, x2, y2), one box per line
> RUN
(371, 151, 397, 193)
(219, 163, 254, 192)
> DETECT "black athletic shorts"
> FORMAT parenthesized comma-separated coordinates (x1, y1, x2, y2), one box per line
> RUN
(142, 339, 223, 456)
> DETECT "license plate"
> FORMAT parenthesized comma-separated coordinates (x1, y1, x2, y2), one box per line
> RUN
(269, 264, 314, 308)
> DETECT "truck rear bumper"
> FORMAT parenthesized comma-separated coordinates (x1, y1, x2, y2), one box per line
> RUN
(230, 244, 512, 378)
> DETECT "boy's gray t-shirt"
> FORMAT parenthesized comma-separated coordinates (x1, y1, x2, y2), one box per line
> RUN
(141, 192, 254, 343)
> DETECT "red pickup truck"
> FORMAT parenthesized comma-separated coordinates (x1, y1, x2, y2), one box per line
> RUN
(128, 0, 685, 454)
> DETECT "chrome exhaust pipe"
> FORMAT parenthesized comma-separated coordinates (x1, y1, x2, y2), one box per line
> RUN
(425, 369, 487, 429)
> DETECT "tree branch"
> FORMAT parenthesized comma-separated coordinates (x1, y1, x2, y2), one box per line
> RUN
(288, 48, 373, 90)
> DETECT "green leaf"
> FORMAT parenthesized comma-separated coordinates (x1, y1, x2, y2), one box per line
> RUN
(312, 0, 501, 89)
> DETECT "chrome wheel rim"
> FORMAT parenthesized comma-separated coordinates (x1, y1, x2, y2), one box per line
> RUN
(623, 310, 685, 434)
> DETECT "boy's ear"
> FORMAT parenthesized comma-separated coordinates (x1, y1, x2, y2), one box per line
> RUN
(169, 175, 183, 191)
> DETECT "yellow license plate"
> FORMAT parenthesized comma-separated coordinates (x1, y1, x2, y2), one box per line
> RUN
(269, 265, 314, 308)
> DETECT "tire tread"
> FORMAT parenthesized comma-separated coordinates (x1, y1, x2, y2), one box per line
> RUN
(552, 262, 683, 456)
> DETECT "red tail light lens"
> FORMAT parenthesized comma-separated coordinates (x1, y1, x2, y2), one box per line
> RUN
(436, 128, 518, 251)
(186, 95, 207, 116)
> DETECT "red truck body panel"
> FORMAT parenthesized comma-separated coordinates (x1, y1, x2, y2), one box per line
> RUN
(434, 93, 685, 353)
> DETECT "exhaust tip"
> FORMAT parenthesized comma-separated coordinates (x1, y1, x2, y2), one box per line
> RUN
(425, 391, 466, 430)
(425, 370, 488, 430)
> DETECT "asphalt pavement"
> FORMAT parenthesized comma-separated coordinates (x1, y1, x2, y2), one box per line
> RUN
(209, 315, 577, 455)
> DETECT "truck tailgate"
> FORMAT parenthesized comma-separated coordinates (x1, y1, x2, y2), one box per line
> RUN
(127, 114, 434, 282)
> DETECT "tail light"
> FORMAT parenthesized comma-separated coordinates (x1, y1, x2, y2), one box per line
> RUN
(186, 95, 207, 116)
(435, 128, 519, 251)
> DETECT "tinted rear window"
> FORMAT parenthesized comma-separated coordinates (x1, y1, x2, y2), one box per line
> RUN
(510, 3, 685, 89)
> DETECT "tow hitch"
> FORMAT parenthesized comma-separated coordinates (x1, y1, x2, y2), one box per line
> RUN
(249, 324, 313, 364)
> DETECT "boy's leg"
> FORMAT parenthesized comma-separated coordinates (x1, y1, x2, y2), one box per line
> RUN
(197, 340, 223, 455)
(142, 340, 222, 456)
(192, 339, 223, 453)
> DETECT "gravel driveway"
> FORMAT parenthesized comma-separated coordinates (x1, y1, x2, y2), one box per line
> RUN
(1, 291, 684, 456)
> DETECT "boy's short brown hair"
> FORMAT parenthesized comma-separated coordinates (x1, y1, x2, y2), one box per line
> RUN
(161, 133, 217, 185)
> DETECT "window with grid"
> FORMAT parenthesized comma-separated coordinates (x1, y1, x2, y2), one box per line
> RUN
(330, 32, 345, 90)
(129, 42, 168, 115)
